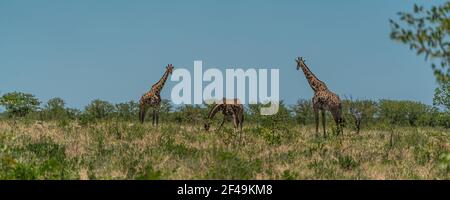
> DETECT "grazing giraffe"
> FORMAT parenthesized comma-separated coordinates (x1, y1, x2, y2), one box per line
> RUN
(204, 98, 244, 133)
(139, 64, 174, 125)
(295, 57, 343, 137)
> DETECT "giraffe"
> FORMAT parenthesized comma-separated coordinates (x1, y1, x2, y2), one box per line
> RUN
(204, 98, 244, 133)
(139, 64, 174, 125)
(295, 57, 343, 137)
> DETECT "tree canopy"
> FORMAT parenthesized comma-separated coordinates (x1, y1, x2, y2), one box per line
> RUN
(390, 2, 449, 110)
(0, 92, 41, 117)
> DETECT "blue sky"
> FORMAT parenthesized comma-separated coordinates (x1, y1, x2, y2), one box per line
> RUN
(0, 0, 445, 110)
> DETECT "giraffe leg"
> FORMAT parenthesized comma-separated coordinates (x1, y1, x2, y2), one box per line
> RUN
(321, 110, 326, 138)
(232, 113, 242, 143)
(155, 109, 160, 126)
(216, 115, 226, 131)
(232, 113, 239, 132)
(314, 108, 319, 136)
(139, 105, 147, 124)
(331, 109, 342, 136)
(152, 109, 156, 126)
(233, 114, 239, 130)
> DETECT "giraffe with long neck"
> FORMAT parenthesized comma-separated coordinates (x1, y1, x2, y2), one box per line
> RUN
(296, 57, 343, 137)
(139, 64, 174, 125)
(204, 98, 244, 132)
(297, 59, 328, 92)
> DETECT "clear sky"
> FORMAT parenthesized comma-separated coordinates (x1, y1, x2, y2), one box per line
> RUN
(0, 0, 445, 110)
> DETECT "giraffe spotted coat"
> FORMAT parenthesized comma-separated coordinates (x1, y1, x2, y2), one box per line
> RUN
(296, 57, 343, 136)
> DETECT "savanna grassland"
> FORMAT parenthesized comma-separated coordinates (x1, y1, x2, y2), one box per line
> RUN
(1, 119, 449, 180)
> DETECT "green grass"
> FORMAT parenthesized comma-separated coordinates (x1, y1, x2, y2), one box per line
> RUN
(0, 120, 449, 180)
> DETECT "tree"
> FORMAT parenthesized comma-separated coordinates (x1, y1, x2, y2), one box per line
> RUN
(342, 98, 377, 126)
(42, 97, 67, 120)
(177, 105, 204, 125)
(160, 99, 173, 114)
(433, 81, 450, 111)
(259, 101, 292, 130)
(378, 100, 429, 126)
(390, 2, 449, 83)
(65, 108, 81, 120)
(0, 92, 40, 117)
(390, 2, 449, 110)
(292, 99, 314, 125)
(85, 99, 115, 119)
(114, 101, 139, 120)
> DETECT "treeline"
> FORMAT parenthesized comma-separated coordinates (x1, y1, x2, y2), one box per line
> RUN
(0, 92, 449, 128)
(293, 99, 449, 128)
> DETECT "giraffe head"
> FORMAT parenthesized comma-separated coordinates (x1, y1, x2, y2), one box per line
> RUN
(204, 121, 211, 131)
(166, 64, 174, 74)
(295, 57, 306, 70)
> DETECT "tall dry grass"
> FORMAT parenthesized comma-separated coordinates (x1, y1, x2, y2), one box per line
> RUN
(0, 120, 449, 179)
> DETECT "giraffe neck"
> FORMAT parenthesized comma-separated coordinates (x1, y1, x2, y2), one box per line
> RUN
(151, 69, 170, 94)
(299, 63, 328, 92)
(208, 104, 222, 120)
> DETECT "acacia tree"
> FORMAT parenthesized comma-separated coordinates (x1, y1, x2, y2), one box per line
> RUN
(0, 92, 40, 117)
(390, 2, 449, 110)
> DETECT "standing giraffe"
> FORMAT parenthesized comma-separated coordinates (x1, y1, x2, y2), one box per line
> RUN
(295, 57, 343, 137)
(204, 98, 244, 133)
(139, 64, 174, 125)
